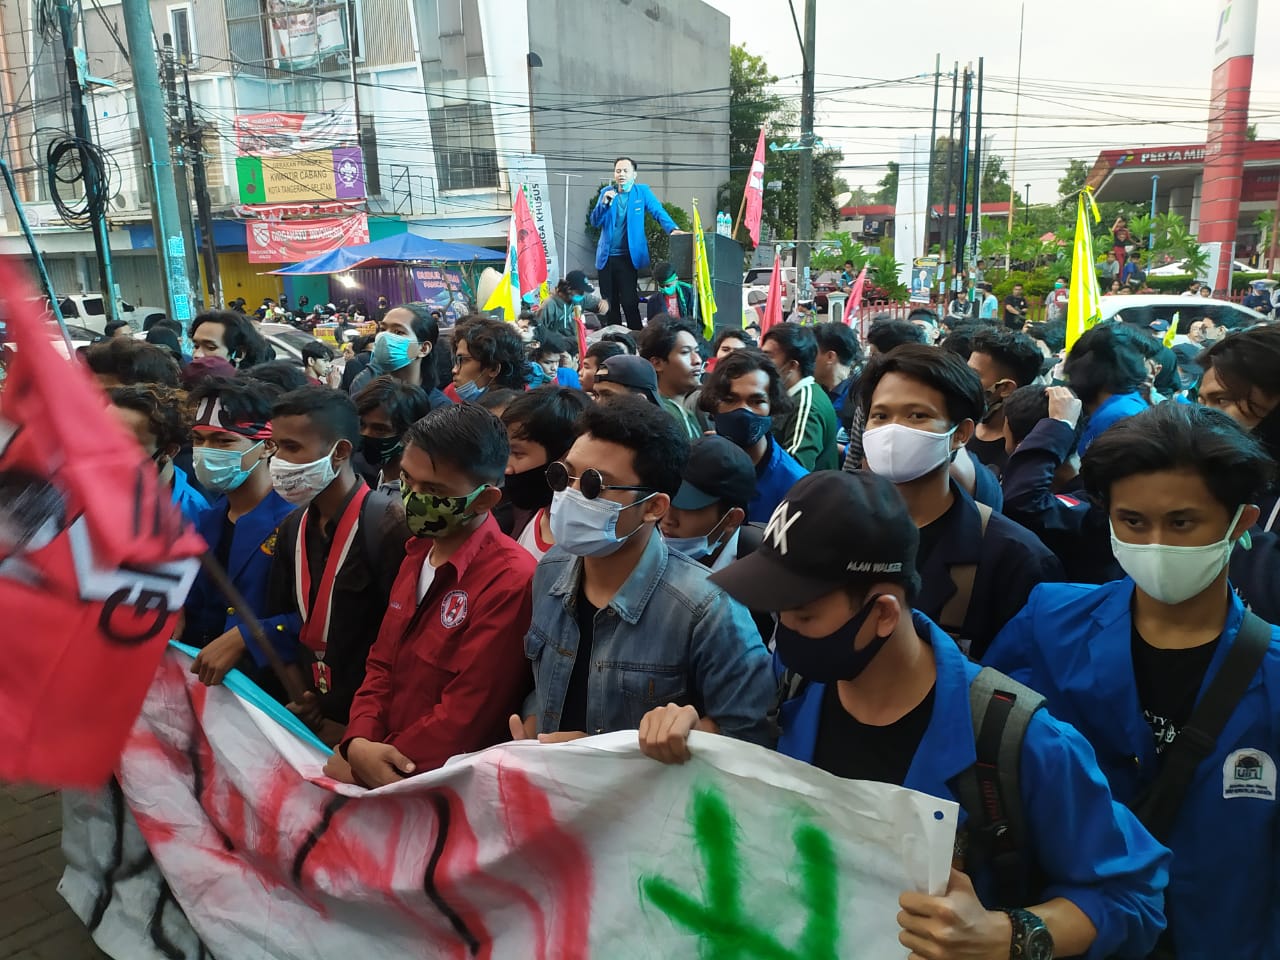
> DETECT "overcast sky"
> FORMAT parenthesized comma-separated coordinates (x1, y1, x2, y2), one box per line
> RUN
(703, 0, 1280, 206)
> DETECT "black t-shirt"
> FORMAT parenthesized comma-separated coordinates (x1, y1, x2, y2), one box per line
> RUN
(812, 683, 936, 785)
(559, 585, 599, 732)
(1002, 295, 1027, 328)
(915, 496, 958, 571)
(1131, 626, 1220, 758)
(966, 435, 1009, 479)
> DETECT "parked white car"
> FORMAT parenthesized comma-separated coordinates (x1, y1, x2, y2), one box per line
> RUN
(1100, 294, 1267, 329)
(743, 265, 797, 312)
(1145, 258, 1252, 278)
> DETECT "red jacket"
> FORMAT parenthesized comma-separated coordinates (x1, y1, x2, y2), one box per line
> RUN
(342, 513, 536, 771)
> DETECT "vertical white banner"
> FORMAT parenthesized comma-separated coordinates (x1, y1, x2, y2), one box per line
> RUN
(895, 136, 929, 296)
(508, 154, 561, 285)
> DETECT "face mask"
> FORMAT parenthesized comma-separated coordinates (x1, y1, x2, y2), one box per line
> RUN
(269, 444, 339, 505)
(401, 481, 488, 538)
(1110, 506, 1245, 605)
(664, 514, 729, 561)
(455, 378, 486, 402)
(1054, 281, 1065, 290)
(526, 363, 552, 388)
(372, 331, 416, 372)
(773, 595, 888, 684)
(714, 407, 773, 450)
(862, 423, 957, 483)
(571, 294, 585, 304)
(193, 443, 263, 493)
(549, 487, 654, 557)
(661, 282, 678, 295)
(503, 464, 554, 511)
(619, 172, 636, 191)
(361, 433, 403, 467)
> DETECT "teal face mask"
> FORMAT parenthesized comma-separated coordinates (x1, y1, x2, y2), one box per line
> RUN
(661, 282, 678, 294)
(571, 294, 585, 304)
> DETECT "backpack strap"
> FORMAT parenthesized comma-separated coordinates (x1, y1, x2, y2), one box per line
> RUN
(952, 666, 1045, 908)
(938, 502, 992, 654)
(1133, 611, 1272, 844)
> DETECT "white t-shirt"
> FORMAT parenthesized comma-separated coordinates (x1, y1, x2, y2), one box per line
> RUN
(416, 548, 438, 602)
(516, 508, 554, 561)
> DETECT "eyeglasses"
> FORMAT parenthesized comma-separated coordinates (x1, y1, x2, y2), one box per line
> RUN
(453, 353, 475, 366)
(545, 460, 654, 500)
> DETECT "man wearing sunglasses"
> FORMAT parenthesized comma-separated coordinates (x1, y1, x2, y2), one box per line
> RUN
(510, 395, 774, 746)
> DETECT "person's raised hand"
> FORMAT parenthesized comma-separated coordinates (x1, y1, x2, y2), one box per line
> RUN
(1046, 385, 1082, 428)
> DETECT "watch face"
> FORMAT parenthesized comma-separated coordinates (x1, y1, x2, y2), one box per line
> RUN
(1026, 926, 1055, 960)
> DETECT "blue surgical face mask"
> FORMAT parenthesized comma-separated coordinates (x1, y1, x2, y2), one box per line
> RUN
(372, 330, 416, 372)
(549, 487, 655, 557)
(455, 378, 486, 402)
(664, 514, 729, 561)
(193, 442, 264, 493)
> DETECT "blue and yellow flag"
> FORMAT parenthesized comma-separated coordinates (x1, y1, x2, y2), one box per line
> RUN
(1064, 186, 1102, 351)
(691, 200, 717, 340)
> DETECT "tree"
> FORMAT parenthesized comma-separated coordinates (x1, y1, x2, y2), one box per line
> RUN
(1247, 123, 1258, 141)
(1057, 159, 1090, 213)
(874, 162, 898, 204)
(719, 44, 848, 246)
(872, 141, 1010, 211)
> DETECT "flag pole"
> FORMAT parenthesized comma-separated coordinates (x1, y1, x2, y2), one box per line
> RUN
(732, 186, 748, 239)
(197, 552, 308, 705)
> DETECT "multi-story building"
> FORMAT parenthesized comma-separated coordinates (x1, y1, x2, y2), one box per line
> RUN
(0, 0, 729, 312)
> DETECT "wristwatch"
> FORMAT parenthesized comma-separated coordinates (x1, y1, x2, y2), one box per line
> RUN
(1003, 908, 1054, 960)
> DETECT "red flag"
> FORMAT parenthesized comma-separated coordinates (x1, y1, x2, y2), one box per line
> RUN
(0, 258, 205, 788)
(743, 129, 767, 246)
(843, 265, 868, 329)
(513, 186, 548, 298)
(573, 304, 588, 362)
(761, 252, 784, 334)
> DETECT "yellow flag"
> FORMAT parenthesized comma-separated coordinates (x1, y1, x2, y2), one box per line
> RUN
(1163, 312, 1179, 348)
(483, 211, 521, 322)
(1064, 187, 1103, 352)
(691, 201, 717, 340)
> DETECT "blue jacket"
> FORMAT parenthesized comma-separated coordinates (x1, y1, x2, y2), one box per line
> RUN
(525, 531, 775, 745)
(171, 464, 210, 526)
(1079, 391, 1147, 454)
(778, 612, 1170, 959)
(590, 183, 678, 271)
(746, 435, 808, 524)
(915, 482, 1063, 660)
(985, 580, 1280, 958)
(182, 490, 301, 668)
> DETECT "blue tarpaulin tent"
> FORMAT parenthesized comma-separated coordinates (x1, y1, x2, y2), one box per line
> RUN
(266, 233, 503, 275)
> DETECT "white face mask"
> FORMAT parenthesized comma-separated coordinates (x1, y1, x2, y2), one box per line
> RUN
(269, 444, 339, 505)
(1110, 505, 1246, 605)
(862, 423, 958, 483)
(549, 487, 654, 557)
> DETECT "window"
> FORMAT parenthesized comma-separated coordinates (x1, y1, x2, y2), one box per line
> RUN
(429, 103, 498, 192)
(167, 4, 195, 64)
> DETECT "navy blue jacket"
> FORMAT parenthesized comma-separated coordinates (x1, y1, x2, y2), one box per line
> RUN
(182, 491, 301, 668)
(916, 482, 1063, 660)
(779, 612, 1171, 958)
(986, 580, 1280, 959)
(1001, 418, 1122, 583)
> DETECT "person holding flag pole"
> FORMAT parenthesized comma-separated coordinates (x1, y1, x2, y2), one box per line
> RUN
(1064, 186, 1103, 352)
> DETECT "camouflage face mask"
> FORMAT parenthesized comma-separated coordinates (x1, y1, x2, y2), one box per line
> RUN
(401, 481, 488, 538)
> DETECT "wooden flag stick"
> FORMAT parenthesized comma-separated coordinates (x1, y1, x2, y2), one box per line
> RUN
(732, 185, 749, 240)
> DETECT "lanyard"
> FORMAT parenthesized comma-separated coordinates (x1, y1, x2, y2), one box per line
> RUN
(295, 484, 370, 658)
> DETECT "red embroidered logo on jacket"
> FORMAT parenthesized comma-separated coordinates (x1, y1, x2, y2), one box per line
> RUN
(440, 590, 468, 628)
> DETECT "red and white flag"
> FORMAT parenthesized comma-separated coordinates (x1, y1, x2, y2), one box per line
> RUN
(743, 129, 767, 246)
(761, 252, 784, 335)
(843, 265, 868, 331)
(513, 186, 549, 300)
(0, 258, 205, 787)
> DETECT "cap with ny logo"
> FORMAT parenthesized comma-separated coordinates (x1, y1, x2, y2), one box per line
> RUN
(710, 470, 920, 610)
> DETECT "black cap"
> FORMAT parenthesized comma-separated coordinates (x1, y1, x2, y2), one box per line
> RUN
(710, 470, 919, 610)
(565, 270, 594, 294)
(595, 354, 660, 406)
(672, 436, 757, 511)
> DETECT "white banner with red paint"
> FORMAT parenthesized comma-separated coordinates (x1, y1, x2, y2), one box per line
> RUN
(246, 214, 369, 264)
(59, 647, 956, 960)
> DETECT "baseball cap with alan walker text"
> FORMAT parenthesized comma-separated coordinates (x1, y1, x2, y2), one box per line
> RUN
(710, 470, 920, 610)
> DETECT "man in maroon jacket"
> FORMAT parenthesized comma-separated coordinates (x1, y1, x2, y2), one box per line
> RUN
(326, 403, 535, 788)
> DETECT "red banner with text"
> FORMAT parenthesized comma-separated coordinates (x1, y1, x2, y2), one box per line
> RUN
(246, 215, 369, 264)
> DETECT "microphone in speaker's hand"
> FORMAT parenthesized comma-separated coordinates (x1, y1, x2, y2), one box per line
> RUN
(603, 189, 617, 205)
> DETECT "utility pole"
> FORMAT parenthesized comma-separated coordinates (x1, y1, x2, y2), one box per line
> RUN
(794, 0, 817, 288)
(122, 0, 195, 329)
(970, 57, 984, 264)
(1005, 3, 1024, 270)
(55, 0, 117, 321)
(163, 34, 201, 309)
(940, 63, 958, 278)
(925, 53, 940, 258)
(184, 65, 221, 307)
(953, 65, 972, 282)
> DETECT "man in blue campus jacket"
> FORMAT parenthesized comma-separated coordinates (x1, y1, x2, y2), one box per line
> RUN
(986, 402, 1280, 959)
(181, 378, 301, 701)
(590, 156, 681, 330)
(638, 470, 1169, 960)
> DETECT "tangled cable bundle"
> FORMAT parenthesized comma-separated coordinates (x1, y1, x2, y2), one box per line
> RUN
(46, 135, 111, 228)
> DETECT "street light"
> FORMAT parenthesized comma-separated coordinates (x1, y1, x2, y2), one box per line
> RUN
(1024, 183, 1030, 225)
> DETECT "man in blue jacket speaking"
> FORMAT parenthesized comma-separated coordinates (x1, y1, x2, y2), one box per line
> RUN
(591, 156, 682, 331)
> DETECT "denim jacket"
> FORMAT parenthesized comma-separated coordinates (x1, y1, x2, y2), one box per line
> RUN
(525, 531, 775, 745)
